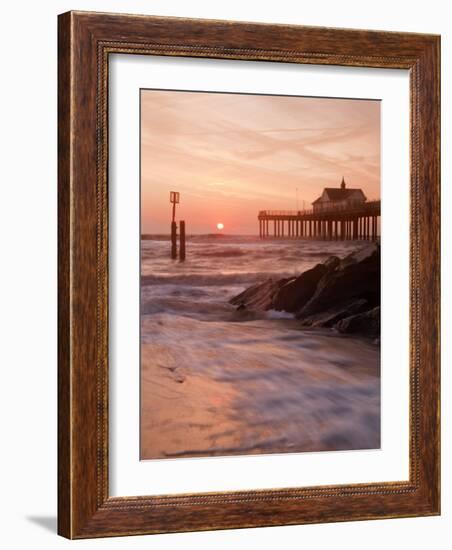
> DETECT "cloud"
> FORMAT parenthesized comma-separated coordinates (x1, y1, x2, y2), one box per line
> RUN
(141, 90, 380, 234)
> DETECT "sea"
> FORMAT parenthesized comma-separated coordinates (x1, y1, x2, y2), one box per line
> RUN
(140, 235, 380, 459)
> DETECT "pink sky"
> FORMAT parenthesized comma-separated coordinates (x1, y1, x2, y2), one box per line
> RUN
(141, 90, 380, 235)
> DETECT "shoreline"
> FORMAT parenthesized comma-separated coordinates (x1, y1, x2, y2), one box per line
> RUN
(140, 237, 381, 460)
(141, 313, 380, 460)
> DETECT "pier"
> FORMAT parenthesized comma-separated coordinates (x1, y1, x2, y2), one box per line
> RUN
(258, 200, 380, 241)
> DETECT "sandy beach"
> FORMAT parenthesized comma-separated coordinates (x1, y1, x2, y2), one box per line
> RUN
(140, 236, 380, 460)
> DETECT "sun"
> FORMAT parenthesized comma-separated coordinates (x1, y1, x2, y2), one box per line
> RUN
(216, 222, 224, 231)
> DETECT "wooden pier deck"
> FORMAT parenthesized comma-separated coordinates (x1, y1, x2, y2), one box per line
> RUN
(258, 200, 380, 240)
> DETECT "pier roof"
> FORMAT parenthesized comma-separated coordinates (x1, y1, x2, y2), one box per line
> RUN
(312, 187, 366, 204)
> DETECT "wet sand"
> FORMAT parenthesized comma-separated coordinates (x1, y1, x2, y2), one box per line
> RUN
(140, 314, 380, 459)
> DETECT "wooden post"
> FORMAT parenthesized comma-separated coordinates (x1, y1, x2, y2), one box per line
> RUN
(170, 191, 180, 258)
(171, 221, 177, 259)
(179, 220, 186, 261)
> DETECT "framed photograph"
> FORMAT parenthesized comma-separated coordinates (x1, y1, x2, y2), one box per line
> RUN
(58, 11, 440, 538)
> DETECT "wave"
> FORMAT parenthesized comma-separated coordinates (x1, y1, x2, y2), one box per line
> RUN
(141, 297, 232, 317)
(196, 247, 247, 258)
(141, 271, 295, 287)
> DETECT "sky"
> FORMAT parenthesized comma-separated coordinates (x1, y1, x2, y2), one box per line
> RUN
(141, 89, 380, 235)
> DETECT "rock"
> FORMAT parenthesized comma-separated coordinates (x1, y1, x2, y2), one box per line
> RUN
(228, 242, 380, 338)
(273, 257, 339, 313)
(298, 298, 369, 328)
(296, 243, 380, 320)
(229, 256, 340, 313)
(335, 307, 380, 338)
(229, 277, 292, 311)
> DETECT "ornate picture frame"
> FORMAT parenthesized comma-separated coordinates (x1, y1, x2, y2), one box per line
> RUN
(58, 11, 440, 538)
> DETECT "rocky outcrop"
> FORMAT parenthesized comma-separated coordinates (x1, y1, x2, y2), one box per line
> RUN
(335, 306, 380, 338)
(229, 243, 380, 338)
(230, 277, 294, 311)
(273, 257, 340, 313)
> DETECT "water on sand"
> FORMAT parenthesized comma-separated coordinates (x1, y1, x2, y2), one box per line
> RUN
(141, 235, 380, 459)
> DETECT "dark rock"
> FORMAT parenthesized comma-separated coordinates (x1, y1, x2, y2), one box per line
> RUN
(229, 277, 292, 311)
(273, 257, 339, 313)
(335, 307, 380, 338)
(296, 243, 380, 320)
(299, 298, 369, 328)
(228, 242, 380, 338)
(229, 256, 340, 313)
